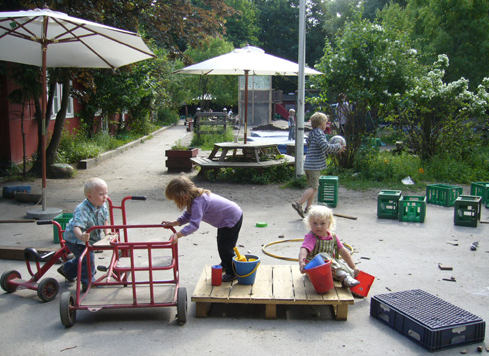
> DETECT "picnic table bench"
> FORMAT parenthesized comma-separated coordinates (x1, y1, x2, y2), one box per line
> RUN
(191, 142, 295, 174)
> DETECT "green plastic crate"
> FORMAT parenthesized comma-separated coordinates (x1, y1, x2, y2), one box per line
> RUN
(470, 182, 489, 208)
(318, 176, 338, 208)
(377, 190, 402, 219)
(398, 196, 426, 223)
(426, 184, 463, 207)
(454, 195, 481, 227)
(53, 213, 73, 243)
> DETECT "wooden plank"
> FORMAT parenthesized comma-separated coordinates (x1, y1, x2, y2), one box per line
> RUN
(229, 282, 253, 300)
(250, 265, 273, 300)
(272, 265, 295, 301)
(192, 266, 212, 299)
(291, 266, 308, 300)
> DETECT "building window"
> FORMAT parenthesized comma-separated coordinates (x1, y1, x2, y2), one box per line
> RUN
(52, 82, 74, 119)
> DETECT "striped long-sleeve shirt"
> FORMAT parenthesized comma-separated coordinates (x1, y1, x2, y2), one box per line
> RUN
(303, 128, 342, 171)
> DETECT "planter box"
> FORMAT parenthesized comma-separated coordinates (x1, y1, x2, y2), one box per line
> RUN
(165, 148, 199, 172)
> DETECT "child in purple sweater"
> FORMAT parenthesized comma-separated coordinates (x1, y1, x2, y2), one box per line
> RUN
(162, 176, 243, 282)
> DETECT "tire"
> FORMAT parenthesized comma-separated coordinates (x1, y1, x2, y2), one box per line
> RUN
(60, 291, 76, 327)
(37, 278, 59, 302)
(177, 287, 187, 326)
(1, 270, 21, 293)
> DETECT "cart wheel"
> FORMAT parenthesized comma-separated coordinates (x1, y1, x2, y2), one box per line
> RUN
(37, 278, 59, 302)
(1, 270, 21, 293)
(60, 291, 76, 327)
(177, 287, 187, 325)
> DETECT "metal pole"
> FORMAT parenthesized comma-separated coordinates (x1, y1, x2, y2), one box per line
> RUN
(244, 69, 249, 143)
(295, 0, 306, 176)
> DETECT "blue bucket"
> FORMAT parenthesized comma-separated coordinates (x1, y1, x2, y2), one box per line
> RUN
(232, 254, 260, 285)
(304, 254, 326, 271)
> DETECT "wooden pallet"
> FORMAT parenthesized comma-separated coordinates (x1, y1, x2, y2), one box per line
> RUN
(191, 265, 354, 320)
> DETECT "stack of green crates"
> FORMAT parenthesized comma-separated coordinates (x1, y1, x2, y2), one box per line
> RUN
(398, 196, 426, 223)
(470, 182, 489, 208)
(53, 213, 73, 243)
(377, 190, 402, 219)
(454, 195, 482, 227)
(318, 176, 338, 208)
(426, 184, 463, 207)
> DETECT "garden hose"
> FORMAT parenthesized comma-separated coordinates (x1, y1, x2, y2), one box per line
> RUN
(262, 238, 353, 262)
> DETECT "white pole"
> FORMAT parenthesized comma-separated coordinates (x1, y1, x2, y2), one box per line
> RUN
(295, 0, 306, 176)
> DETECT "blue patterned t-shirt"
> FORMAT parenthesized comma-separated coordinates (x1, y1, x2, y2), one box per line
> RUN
(63, 199, 109, 245)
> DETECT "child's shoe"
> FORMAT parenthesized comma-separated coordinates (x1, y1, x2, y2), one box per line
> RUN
(342, 275, 360, 288)
(57, 265, 74, 282)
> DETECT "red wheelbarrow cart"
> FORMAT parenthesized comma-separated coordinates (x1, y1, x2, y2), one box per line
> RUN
(0, 196, 146, 302)
(59, 223, 187, 327)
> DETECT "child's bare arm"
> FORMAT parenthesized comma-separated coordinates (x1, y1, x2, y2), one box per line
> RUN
(73, 226, 90, 243)
(298, 247, 308, 273)
(339, 247, 360, 276)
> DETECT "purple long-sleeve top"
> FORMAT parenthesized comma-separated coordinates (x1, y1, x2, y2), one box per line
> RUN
(177, 192, 243, 236)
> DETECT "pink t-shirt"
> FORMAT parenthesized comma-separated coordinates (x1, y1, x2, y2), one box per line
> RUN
(301, 231, 344, 254)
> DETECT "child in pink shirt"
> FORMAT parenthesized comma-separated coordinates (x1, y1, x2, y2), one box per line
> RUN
(298, 205, 360, 289)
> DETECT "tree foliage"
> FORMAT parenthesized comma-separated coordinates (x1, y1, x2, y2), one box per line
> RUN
(313, 12, 421, 167)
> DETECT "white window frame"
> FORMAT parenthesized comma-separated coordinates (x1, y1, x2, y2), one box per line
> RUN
(51, 82, 74, 119)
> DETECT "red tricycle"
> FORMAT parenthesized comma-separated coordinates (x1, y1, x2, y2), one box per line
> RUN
(0, 196, 146, 302)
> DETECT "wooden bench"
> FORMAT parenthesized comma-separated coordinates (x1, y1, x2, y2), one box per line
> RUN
(191, 265, 354, 320)
(191, 155, 294, 175)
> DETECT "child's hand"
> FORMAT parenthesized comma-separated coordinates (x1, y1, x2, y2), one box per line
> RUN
(80, 232, 90, 243)
(353, 267, 360, 278)
(170, 233, 179, 244)
(299, 259, 306, 274)
(162, 220, 177, 227)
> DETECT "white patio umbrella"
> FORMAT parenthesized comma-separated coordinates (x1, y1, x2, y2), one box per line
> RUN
(0, 7, 155, 216)
(175, 45, 321, 143)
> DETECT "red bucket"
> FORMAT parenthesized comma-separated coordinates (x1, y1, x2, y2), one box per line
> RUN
(305, 259, 334, 293)
(350, 271, 375, 297)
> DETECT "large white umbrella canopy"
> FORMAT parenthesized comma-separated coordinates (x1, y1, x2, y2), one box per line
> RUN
(175, 45, 321, 142)
(0, 7, 155, 215)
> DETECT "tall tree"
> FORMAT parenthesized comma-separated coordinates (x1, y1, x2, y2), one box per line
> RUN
(224, 0, 260, 48)
(406, 0, 489, 89)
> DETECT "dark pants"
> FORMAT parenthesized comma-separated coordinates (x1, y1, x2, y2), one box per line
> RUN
(217, 214, 243, 275)
(63, 241, 95, 285)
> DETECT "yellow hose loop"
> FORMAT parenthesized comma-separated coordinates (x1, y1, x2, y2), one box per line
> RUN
(261, 238, 353, 261)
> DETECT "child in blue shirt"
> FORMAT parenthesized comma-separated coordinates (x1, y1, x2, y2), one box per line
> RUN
(58, 177, 112, 291)
(292, 112, 345, 218)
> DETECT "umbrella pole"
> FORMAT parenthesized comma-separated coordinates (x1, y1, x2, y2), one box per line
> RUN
(41, 19, 48, 211)
(244, 70, 249, 144)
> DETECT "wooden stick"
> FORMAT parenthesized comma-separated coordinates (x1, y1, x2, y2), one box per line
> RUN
(0, 219, 36, 223)
(333, 213, 357, 220)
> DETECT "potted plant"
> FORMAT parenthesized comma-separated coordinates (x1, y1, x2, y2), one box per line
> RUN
(165, 141, 199, 172)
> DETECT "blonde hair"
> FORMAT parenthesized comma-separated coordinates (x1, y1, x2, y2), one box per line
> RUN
(165, 176, 210, 210)
(303, 205, 336, 231)
(84, 178, 107, 196)
(289, 109, 295, 114)
(309, 112, 329, 129)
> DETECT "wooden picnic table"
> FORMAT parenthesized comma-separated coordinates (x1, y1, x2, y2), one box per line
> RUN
(208, 142, 282, 162)
(191, 141, 294, 174)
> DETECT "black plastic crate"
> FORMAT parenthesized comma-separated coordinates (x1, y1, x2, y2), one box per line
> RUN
(370, 289, 485, 352)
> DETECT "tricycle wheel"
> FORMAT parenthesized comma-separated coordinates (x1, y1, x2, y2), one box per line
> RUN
(60, 291, 76, 327)
(37, 278, 59, 302)
(1, 270, 21, 293)
(177, 287, 187, 325)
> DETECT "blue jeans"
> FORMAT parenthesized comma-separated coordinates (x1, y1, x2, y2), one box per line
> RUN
(63, 241, 95, 285)
(288, 125, 295, 140)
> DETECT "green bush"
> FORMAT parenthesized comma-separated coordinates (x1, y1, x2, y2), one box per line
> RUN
(204, 163, 295, 185)
(191, 127, 234, 150)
